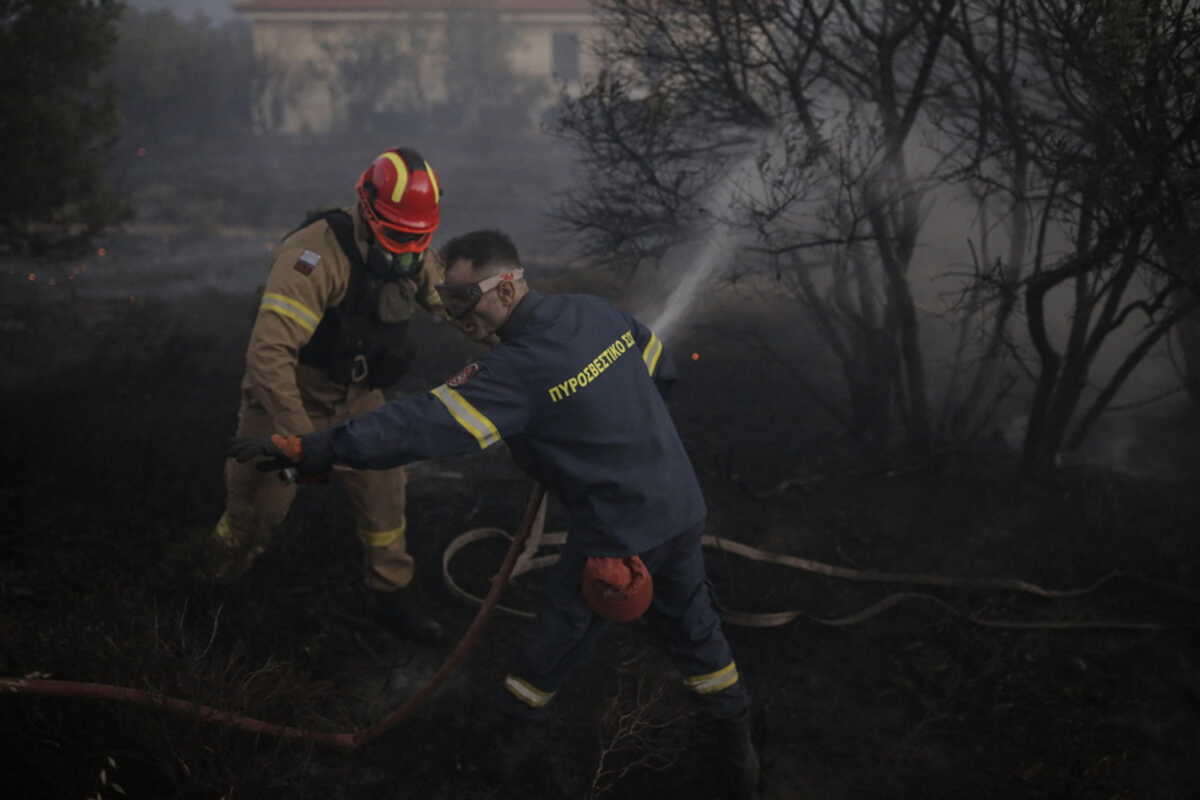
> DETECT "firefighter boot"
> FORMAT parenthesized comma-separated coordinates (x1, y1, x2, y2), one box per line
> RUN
(195, 521, 267, 583)
(710, 707, 762, 800)
(371, 591, 445, 644)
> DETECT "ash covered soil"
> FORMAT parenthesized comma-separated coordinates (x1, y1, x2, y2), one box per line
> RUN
(2, 242, 1199, 800)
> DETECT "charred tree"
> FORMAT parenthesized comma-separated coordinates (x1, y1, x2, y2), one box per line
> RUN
(1013, 0, 1200, 474)
(930, 0, 1200, 474)
(551, 0, 959, 456)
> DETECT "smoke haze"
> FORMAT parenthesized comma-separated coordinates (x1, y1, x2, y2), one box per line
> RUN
(128, 0, 233, 21)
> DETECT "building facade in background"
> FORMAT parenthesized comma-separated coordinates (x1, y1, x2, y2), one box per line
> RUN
(234, 0, 599, 133)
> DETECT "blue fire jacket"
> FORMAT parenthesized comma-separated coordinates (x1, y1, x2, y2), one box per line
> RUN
(305, 290, 706, 557)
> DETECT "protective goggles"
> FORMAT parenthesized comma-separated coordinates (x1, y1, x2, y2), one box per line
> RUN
(435, 269, 524, 319)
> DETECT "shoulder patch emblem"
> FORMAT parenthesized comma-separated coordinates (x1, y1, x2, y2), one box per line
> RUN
(293, 249, 321, 276)
(446, 362, 480, 388)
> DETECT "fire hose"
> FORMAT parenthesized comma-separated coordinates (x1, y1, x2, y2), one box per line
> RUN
(0, 485, 550, 752)
(3, 481, 1192, 750)
(444, 499, 1192, 632)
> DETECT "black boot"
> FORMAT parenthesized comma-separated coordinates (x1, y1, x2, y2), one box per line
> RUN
(709, 707, 762, 800)
(371, 591, 445, 644)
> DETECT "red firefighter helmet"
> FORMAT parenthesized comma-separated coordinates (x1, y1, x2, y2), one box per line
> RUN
(356, 147, 441, 254)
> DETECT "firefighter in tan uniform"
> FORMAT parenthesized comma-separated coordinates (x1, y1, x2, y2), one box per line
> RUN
(206, 147, 445, 643)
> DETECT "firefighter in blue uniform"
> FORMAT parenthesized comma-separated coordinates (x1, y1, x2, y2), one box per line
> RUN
(229, 229, 760, 799)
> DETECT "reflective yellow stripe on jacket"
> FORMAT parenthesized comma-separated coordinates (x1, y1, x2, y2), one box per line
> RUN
(260, 292, 321, 333)
(684, 662, 740, 694)
(642, 332, 663, 376)
(431, 385, 502, 449)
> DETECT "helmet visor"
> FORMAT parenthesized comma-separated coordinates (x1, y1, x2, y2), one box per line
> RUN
(375, 223, 432, 255)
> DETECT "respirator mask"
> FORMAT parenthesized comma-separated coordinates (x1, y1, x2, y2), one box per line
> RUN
(366, 231, 426, 281)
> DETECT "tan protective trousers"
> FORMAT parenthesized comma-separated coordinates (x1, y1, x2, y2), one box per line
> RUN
(212, 383, 413, 592)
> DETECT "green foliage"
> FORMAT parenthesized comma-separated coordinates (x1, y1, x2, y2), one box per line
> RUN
(0, 0, 130, 255)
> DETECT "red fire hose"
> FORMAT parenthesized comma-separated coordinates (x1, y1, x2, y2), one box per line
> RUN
(0, 484, 549, 752)
(3, 478, 1186, 747)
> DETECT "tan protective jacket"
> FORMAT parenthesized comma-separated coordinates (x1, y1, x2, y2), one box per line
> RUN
(242, 204, 446, 436)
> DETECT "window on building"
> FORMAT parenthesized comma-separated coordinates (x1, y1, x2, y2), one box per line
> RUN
(552, 31, 580, 82)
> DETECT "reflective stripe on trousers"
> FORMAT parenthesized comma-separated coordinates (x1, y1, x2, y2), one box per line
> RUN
(505, 521, 749, 718)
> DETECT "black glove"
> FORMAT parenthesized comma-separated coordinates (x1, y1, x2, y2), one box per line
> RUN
(227, 431, 337, 476)
(227, 434, 299, 472)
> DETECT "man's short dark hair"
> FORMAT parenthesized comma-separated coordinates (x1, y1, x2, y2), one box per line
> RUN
(442, 229, 521, 276)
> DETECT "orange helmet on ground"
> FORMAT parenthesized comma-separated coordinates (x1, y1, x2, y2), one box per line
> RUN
(356, 147, 441, 254)
(581, 556, 653, 622)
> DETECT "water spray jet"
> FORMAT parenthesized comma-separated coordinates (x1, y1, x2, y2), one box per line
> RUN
(648, 133, 774, 344)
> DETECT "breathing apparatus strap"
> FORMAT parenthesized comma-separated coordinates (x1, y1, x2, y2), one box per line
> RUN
(283, 208, 367, 274)
(310, 209, 367, 274)
(295, 210, 382, 384)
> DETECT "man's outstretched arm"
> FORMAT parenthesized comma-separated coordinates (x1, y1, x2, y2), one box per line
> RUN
(229, 357, 532, 474)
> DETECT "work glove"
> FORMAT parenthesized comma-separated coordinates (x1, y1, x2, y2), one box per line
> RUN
(226, 433, 332, 476)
